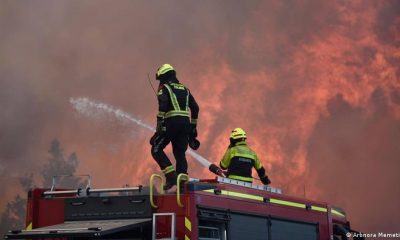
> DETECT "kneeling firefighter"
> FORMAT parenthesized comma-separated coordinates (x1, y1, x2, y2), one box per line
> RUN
(150, 64, 200, 190)
(219, 128, 271, 185)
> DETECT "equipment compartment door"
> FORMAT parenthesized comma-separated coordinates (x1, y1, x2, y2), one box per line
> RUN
(229, 213, 268, 240)
(270, 218, 318, 240)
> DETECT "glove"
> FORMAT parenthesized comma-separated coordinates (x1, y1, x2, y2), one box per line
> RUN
(188, 123, 200, 150)
(215, 168, 225, 177)
(190, 123, 197, 138)
(260, 175, 271, 185)
(188, 138, 200, 150)
(209, 164, 225, 177)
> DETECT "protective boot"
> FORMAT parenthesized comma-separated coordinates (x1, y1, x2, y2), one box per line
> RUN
(163, 171, 177, 191)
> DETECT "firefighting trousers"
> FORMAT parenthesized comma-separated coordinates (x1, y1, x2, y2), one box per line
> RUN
(151, 117, 190, 176)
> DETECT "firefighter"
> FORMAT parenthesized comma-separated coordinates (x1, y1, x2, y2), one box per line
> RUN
(219, 128, 271, 185)
(150, 64, 199, 190)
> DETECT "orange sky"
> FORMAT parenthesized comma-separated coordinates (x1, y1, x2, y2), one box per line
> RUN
(1, 0, 399, 233)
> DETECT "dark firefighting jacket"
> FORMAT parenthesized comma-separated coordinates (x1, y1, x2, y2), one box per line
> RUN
(156, 80, 199, 131)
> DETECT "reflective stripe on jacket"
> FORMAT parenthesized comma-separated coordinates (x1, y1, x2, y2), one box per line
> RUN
(157, 81, 199, 128)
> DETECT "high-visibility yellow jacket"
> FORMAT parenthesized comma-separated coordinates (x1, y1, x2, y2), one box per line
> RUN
(220, 141, 265, 183)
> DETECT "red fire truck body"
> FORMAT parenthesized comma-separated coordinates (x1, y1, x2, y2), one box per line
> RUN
(5, 176, 360, 240)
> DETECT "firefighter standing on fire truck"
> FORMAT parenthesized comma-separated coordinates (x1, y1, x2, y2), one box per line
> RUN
(150, 64, 199, 190)
(220, 128, 271, 185)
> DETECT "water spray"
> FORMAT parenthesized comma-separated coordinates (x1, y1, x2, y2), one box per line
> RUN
(70, 97, 221, 175)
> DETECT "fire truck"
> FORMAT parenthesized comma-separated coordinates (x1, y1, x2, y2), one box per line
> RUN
(4, 174, 363, 240)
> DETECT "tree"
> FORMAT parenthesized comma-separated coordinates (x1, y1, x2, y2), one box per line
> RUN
(41, 139, 83, 189)
(0, 139, 83, 237)
(0, 175, 32, 236)
(0, 195, 26, 234)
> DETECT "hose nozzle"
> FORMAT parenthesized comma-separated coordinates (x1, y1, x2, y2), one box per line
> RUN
(209, 163, 226, 177)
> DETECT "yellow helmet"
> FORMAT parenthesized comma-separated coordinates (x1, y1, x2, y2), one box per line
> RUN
(156, 64, 175, 79)
(230, 128, 247, 140)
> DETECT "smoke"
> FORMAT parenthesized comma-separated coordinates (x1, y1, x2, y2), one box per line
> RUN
(0, 0, 399, 233)
(308, 91, 400, 233)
